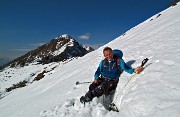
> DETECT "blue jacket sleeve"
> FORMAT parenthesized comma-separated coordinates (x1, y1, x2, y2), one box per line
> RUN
(94, 61, 103, 79)
(120, 59, 134, 74)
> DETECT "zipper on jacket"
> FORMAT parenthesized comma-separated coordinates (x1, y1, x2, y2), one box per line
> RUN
(108, 61, 110, 71)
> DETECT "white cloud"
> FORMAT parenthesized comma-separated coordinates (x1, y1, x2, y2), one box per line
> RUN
(11, 42, 45, 52)
(78, 33, 91, 40)
(11, 48, 32, 52)
(83, 43, 104, 49)
(29, 43, 45, 47)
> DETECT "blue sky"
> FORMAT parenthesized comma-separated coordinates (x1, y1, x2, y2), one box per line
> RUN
(0, 0, 174, 59)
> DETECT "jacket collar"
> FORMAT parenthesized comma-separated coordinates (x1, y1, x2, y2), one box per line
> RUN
(104, 58, 115, 62)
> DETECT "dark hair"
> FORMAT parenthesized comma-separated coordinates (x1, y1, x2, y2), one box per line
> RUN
(103, 47, 112, 53)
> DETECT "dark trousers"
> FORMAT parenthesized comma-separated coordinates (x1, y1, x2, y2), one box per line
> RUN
(85, 78, 119, 100)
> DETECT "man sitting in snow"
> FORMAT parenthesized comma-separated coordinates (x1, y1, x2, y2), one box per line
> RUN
(80, 47, 143, 104)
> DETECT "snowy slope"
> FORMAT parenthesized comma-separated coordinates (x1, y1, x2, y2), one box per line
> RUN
(1, 3, 180, 117)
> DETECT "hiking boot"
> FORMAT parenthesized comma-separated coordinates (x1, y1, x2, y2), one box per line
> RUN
(80, 96, 86, 104)
(80, 96, 92, 103)
(80, 94, 93, 104)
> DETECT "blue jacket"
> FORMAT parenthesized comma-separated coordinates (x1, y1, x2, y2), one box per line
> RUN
(94, 58, 134, 80)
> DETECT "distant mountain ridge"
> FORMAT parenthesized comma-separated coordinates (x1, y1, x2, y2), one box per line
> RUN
(5, 34, 94, 68)
(0, 57, 11, 67)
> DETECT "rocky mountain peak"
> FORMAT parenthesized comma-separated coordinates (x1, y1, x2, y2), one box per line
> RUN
(55, 34, 72, 39)
(5, 34, 94, 68)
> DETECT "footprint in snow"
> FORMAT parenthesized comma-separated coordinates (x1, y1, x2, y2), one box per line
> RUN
(73, 84, 81, 90)
(162, 59, 175, 66)
(40, 97, 111, 117)
(40, 99, 80, 117)
(154, 59, 160, 63)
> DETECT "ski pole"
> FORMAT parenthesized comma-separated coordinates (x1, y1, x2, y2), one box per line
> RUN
(119, 58, 149, 91)
(76, 81, 92, 85)
(141, 58, 149, 67)
(109, 58, 149, 112)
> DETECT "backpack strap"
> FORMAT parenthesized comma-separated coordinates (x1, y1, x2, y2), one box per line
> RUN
(115, 56, 123, 74)
(100, 59, 106, 73)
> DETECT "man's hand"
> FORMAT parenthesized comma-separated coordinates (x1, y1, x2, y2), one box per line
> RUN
(134, 66, 143, 74)
(93, 79, 99, 84)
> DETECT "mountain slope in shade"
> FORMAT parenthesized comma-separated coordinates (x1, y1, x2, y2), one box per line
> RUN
(0, 2, 180, 117)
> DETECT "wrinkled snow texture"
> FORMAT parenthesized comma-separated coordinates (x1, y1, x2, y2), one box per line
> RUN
(1, 3, 180, 117)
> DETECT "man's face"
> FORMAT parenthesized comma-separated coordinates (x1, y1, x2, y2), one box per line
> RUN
(103, 50, 113, 61)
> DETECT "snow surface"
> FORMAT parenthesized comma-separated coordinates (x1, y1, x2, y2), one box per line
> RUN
(1, 3, 180, 117)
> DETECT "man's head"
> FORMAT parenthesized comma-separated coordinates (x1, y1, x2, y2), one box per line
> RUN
(103, 47, 113, 61)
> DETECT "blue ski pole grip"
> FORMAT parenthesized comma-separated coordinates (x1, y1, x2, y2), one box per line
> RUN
(141, 58, 149, 67)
